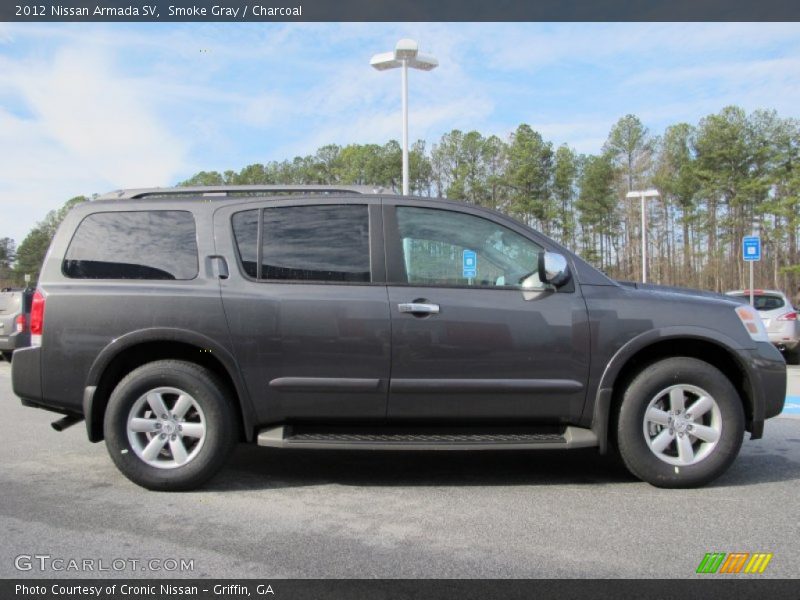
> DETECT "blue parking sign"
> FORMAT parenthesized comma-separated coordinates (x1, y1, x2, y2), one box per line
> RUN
(463, 249, 477, 278)
(743, 236, 761, 261)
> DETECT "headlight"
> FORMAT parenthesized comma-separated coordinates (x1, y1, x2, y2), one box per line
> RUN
(735, 305, 770, 342)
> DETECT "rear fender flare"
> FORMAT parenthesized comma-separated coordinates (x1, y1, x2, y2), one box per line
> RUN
(84, 327, 254, 441)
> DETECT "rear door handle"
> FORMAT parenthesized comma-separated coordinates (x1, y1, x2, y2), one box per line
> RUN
(398, 302, 440, 315)
(209, 255, 229, 280)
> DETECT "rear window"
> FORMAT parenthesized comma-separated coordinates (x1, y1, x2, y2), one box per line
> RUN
(63, 211, 198, 280)
(729, 293, 785, 311)
(753, 295, 785, 311)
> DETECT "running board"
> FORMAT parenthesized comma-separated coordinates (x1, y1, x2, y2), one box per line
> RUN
(256, 425, 598, 451)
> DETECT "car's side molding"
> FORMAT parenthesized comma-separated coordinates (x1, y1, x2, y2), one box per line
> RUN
(390, 379, 583, 393)
(590, 326, 752, 453)
(84, 327, 255, 441)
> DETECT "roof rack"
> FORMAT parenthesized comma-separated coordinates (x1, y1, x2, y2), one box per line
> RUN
(95, 184, 393, 201)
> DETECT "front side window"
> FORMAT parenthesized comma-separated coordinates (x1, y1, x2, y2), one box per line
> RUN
(396, 206, 543, 288)
(232, 205, 371, 283)
(63, 211, 198, 280)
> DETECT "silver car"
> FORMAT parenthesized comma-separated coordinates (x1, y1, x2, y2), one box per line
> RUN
(726, 289, 799, 364)
(0, 287, 33, 362)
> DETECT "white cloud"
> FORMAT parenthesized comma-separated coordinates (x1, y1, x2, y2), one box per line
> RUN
(625, 56, 800, 89)
(14, 48, 185, 184)
(0, 41, 188, 244)
(475, 23, 800, 72)
(2, 21, 800, 245)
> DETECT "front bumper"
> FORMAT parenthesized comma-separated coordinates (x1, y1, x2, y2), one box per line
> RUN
(739, 342, 786, 437)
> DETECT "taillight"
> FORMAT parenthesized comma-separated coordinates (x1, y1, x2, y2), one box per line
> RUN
(15, 314, 26, 333)
(29, 290, 45, 347)
(778, 312, 797, 321)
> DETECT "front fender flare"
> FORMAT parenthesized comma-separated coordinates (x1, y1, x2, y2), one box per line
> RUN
(590, 326, 751, 453)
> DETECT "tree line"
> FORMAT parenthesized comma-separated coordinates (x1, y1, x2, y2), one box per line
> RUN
(3, 105, 799, 294)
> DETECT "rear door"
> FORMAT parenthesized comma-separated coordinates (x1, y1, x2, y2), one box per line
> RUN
(214, 197, 391, 424)
(384, 201, 591, 422)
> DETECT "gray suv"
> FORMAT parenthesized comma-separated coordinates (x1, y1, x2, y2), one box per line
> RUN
(11, 186, 786, 490)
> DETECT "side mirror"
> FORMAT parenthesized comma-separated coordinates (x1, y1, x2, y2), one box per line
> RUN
(538, 252, 571, 288)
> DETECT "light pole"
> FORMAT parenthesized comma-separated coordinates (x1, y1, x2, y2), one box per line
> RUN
(626, 189, 660, 283)
(370, 39, 438, 196)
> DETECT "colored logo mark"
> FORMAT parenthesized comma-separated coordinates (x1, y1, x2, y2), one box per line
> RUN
(696, 552, 773, 574)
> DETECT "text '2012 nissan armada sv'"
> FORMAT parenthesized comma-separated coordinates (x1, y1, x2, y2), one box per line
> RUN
(12, 186, 786, 490)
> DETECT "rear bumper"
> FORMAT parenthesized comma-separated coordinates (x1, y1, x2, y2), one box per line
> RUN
(11, 346, 41, 401)
(768, 337, 799, 351)
(0, 331, 30, 352)
(767, 322, 800, 350)
(12, 346, 81, 416)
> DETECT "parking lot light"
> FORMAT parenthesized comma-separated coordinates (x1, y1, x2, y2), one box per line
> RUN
(626, 189, 660, 283)
(370, 39, 438, 196)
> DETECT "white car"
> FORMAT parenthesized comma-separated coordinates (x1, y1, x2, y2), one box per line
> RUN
(726, 289, 800, 364)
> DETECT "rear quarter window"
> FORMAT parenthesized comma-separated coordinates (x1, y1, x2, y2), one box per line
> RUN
(62, 211, 199, 280)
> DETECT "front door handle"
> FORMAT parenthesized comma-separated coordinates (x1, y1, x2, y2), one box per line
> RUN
(398, 302, 440, 315)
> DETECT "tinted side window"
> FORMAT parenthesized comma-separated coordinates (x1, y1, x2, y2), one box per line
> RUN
(232, 210, 259, 278)
(261, 205, 370, 282)
(63, 211, 198, 280)
(396, 206, 542, 288)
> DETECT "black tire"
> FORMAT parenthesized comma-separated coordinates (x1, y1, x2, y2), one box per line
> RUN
(104, 360, 237, 491)
(616, 357, 744, 488)
(1, 351, 11, 363)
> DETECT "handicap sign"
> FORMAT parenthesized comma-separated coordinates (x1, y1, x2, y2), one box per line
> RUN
(463, 249, 477, 278)
(743, 236, 761, 261)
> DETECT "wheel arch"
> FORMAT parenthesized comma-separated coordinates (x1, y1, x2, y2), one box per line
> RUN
(83, 328, 255, 443)
(591, 327, 757, 454)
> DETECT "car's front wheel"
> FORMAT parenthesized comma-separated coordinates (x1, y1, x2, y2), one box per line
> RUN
(616, 357, 744, 488)
(104, 360, 237, 491)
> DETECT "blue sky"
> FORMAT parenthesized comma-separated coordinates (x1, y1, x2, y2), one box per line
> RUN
(1, 22, 799, 246)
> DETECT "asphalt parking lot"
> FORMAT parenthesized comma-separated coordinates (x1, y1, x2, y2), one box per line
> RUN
(1, 360, 799, 579)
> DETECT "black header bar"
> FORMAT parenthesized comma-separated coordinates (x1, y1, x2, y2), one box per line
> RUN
(3, 0, 800, 22)
(4, 579, 800, 600)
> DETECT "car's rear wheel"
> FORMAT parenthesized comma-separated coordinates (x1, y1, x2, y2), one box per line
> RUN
(616, 357, 744, 488)
(2, 351, 12, 363)
(104, 360, 237, 491)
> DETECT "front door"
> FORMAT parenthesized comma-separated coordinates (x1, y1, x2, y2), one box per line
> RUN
(384, 203, 590, 421)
